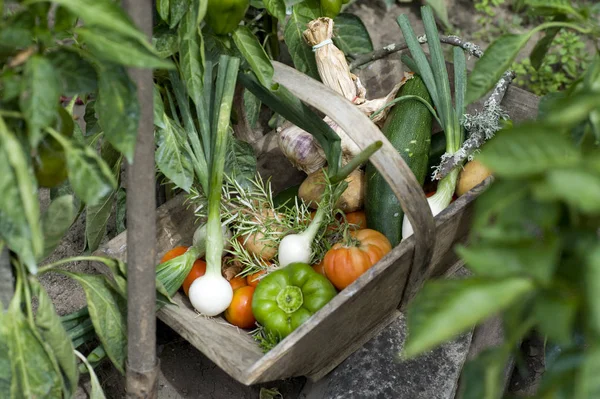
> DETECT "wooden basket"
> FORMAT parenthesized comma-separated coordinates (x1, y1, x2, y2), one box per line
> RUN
(95, 61, 538, 385)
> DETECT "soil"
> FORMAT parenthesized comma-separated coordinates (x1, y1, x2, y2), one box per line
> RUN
(33, 0, 547, 398)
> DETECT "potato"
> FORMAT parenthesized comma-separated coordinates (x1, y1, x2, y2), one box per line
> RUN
(456, 160, 492, 196)
(298, 168, 365, 212)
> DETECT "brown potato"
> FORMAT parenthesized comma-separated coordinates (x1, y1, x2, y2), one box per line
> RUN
(298, 168, 365, 212)
(456, 160, 492, 196)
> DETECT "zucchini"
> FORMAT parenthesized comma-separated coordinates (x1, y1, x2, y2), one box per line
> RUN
(365, 75, 433, 247)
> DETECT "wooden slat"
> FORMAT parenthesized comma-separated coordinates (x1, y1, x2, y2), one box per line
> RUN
(157, 294, 264, 377)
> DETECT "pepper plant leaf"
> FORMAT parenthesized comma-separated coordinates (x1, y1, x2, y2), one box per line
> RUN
(19, 55, 60, 147)
(0, 310, 11, 394)
(233, 25, 274, 88)
(155, 118, 195, 192)
(284, 4, 320, 81)
(263, 0, 286, 21)
(156, 0, 170, 23)
(458, 347, 508, 399)
(96, 64, 139, 163)
(32, 280, 79, 397)
(224, 135, 257, 189)
(466, 32, 535, 104)
(47, 48, 98, 96)
(169, 0, 189, 29)
(41, 195, 77, 260)
(332, 13, 373, 56)
(403, 277, 535, 358)
(477, 125, 580, 178)
(74, 350, 107, 399)
(60, 272, 127, 374)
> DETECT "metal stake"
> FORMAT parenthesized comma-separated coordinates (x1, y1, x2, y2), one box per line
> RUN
(123, 0, 158, 397)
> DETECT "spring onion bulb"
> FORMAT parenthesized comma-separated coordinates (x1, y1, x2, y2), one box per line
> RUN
(278, 206, 325, 267)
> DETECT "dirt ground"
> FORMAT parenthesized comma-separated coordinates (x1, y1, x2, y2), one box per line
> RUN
(38, 0, 545, 397)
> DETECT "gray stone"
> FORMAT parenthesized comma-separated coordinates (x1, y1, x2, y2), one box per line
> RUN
(302, 313, 472, 399)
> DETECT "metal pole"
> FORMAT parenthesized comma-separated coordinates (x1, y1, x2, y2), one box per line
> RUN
(123, 0, 158, 397)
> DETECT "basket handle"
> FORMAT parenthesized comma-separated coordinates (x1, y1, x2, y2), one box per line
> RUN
(272, 61, 436, 278)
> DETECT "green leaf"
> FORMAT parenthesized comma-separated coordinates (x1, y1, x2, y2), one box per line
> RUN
(544, 91, 600, 128)
(576, 346, 600, 399)
(7, 304, 62, 398)
(224, 135, 257, 189)
(96, 64, 139, 163)
(78, 27, 174, 69)
(532, 168, 600, 213)
(169, 0, 189, 29)
(32, 281, 78, 397)
(31, 0, 150, 48)
(537, 347, 583, 397)
(404, 277, 535, 357)
(478, 125, 580, 178)
(153, 26, 179, 59)
(525, 0, 581, 18)
(533, 290, 577, 345)
(332, 13, 373, 56)
(586, 246, 600, 337)
(155, 119, 195, 192)
(0, 311, 11, 394)
(19, 56, 60, 147)
(64, 140, 117, 206)
(243, 89, 262, 129)
(47, 48, 97, 96)
(457, 348, 508, 399)
(467, 32, 534, 104)
(116, 188, 126, 234)
(62, 272, 127, 374)
(0, 118, 42, 271)
(156, 0, 170, 22)
(178, 6, 205, 107)
(41, 195, 76, 260)
(284, 5, 320, 80)
(424, 0, 451, 30)
(233, 26, 274, 88)
(54, 5, 78, 32)
(74, 350, 107, 399)
(263, 0, 286, 20)
(530, 18, 564, 70)
(458, 235, 559, 284)
(294, 0, 320, 19)
(453, 46, 467, 119)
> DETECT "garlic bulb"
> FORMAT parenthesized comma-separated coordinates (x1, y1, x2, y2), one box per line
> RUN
(278, 122, 327, 174)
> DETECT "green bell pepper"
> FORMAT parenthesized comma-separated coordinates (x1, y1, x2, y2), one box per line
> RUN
(206, 0, 249, 35)
(252, 263, 337, 339)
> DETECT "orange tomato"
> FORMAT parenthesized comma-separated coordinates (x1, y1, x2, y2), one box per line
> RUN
(224, 285, 256, 329)
(312, 261, 327, 277)
(344, 211, 367, 230)
(323, 229, 392, 290)
(160, 246, 188, 263)
(230, 276, 247, 291)
(182, 259, 206, 296)
(247, 270, 267, 287)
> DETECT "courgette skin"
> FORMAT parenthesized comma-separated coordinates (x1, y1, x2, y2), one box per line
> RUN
(365, 75, 433, 247)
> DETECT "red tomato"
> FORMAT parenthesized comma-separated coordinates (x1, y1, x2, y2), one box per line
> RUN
(224, 286, 256, 329)
(323, 229, 392, 290)
(247, 270, 267, 287)
(160, 246, 188, 263)
(312, 261, 327, 277)
(343, 211, 367, 230)
(182, 259, 206, 296)
(230, 276, 247, 291)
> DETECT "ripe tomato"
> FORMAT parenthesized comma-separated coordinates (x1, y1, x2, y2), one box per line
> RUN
(182, 259, 206, 296)
(224, 285, 256, 329)
(312, 260, 327, 277)
(160, 246, 188, 263)
(323, 229, 392, 290)
(343, 211, 367, 230)
(229, 276, 247, 291)
(247, 270, 267, 287)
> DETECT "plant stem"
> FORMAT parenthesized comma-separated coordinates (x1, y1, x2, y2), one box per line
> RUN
(37, 256, 112, 274)
(330, 141, 383, 184)
(349, 35, 485, 70)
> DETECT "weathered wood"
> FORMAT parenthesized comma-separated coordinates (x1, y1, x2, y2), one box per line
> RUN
(272, 61, 436, 283)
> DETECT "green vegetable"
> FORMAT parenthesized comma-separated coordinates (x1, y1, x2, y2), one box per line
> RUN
(252, 263, 337, 339)
(273, 184, 301, 209)
(365, 75, 433, 246)
(206, 0, 249, 35)
(320, 0, 343, 18)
